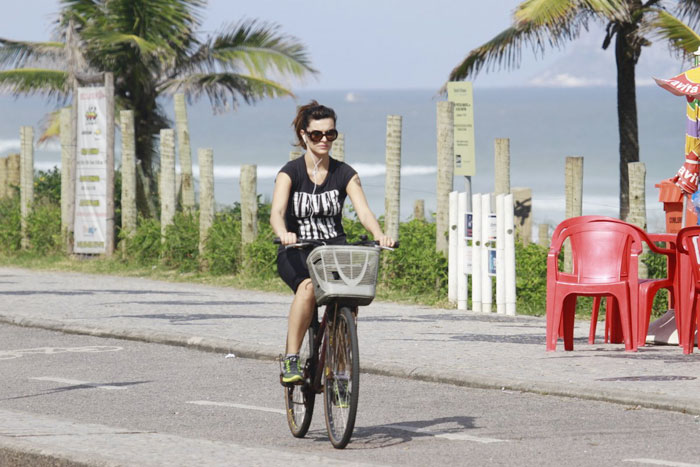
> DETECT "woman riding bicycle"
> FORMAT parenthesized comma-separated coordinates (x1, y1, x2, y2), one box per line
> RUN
(270, 101, 394, 384)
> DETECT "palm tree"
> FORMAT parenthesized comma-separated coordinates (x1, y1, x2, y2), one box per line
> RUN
(447, 0, 700, 220)
(0, 0, 316, 215)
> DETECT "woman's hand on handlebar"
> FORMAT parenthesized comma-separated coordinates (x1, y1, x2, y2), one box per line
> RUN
(375, 234, 395, 248)
(279, 232, 298, 246)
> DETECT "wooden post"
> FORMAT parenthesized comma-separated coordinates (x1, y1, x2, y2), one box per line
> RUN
(59, 108, 74, 253)
(538, 223, 550, 248)
(198, 148, 214, 257)
(20, 126, 34, 250)
(436, 101, 454, 255)
(494, 138, 510, 195)
(120, 110, 137, 254)
(240, 164, 258, 245)
(159, 129, 176, 240)
(413, 199, 425, 221)
(564, 156, 584, 272)
(333, 133, 345, 162)
(384, 115, 402, 241)
(7, 153, 20, 197)
(104, 72, 115, 257)
(175, 93, 195, 213)
(512, 187, 532, 244)
(289, 150, 302, 161)
(0, 157, 7, 199)
(628, 161, 648, 278)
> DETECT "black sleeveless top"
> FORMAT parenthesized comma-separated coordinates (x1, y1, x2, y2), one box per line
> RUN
(278, 156, 357, 241)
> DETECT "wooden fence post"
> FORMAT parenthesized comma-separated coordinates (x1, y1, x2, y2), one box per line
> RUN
(413, 199, 425, 221)
(0, 157, 7, 199)
(538, 223, 550, 248)
(7, 154, 20, 197)
(159, 129, 176, 241)
(512, 187, 532, 244)
(384, 115, 402, 241)
(175, 93, 195, 213)
(20, 126, 34, 250)
(564, 156, 584, 272)
(436, 101, 454, 255)
(494, 138, 510, 195)
(59, 108, 74, 253)
(333, 133, 345, 162)
(628, 161, 648, 278)
(105, 72, 115, 256)
(120, 110, 137, 254)
(240, 164, 258, 245)
(198, 148, 214, 258)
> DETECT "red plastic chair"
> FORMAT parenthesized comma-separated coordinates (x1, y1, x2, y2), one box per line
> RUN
(675, 226, 700, 354)
(588, 227, 676, 348)
(546, 219, 643, 351)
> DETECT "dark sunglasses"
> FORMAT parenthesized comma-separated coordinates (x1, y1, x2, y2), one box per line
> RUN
(305, 129, 338, 143)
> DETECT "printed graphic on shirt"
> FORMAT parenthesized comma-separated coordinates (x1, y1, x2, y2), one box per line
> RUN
(292, 190, 341, 239)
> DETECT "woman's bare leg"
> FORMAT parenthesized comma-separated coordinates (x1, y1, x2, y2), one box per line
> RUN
(286, 278, 316, 354)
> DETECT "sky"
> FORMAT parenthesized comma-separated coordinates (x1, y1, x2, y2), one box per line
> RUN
(0, 0, 689, 91)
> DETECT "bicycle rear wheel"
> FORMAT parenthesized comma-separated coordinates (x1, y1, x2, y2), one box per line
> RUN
(284, 324, 316, 437)
(323, 306, 360, 449)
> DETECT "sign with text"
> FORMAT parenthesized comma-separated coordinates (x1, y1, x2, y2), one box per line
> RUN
(447, 81, 476, 176)
(74, 87, 107, 254)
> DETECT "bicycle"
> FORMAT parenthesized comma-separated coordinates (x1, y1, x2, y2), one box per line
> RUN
(275, 236, 397, 449)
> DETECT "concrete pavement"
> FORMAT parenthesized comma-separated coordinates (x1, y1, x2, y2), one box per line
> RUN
(1, 265, 700, 419)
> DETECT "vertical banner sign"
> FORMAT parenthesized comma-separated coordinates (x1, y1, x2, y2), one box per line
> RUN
(447, 81, 476, 176)
(74, 87, 107, 254)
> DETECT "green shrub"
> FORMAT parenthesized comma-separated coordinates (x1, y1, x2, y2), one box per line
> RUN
(514, 241, 549, 316)
(382, 219, 448, 299)
(0, 196, 21, 254)
(162, 212, 199, 272)
(125, 217, 161, 265)
(26, 201, 62, 255)
(34, 167, 61, 205)
(203, 211, 242, 275)
(242, 222, 278, 279)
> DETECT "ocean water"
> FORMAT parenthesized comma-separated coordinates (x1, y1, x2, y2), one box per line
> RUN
(0, 86, 690, 234)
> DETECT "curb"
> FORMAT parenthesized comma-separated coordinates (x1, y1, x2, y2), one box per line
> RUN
(2, 314, 699, 417)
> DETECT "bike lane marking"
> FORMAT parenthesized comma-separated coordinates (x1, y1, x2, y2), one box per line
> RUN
(186, 400, 286, 415)
(380, 424, 506, 443)
(0, 346, 123, 360)
(623, 459, 700, 467)
(30, 377, 128, 390)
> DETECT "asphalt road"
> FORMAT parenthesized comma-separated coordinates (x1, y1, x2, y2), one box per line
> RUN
(0, 324, 699, 466)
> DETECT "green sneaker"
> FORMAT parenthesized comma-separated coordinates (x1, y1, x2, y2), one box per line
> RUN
(332, 376, 349, 408)
(282, 355, 303, 384)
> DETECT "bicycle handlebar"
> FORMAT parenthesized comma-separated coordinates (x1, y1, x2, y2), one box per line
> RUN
(273, 237, 399, 250)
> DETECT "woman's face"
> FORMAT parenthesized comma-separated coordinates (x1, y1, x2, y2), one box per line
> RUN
(302, 118, 336, 156)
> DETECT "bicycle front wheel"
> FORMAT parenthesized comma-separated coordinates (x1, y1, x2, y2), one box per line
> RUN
(284, 324, 316, 438)
(323, 306, 360, 449)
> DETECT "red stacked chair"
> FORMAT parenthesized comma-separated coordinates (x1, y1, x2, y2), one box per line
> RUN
(675, 226, 700, 354)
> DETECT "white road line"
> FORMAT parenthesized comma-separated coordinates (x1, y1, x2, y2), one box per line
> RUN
(381, 424, 506, 443)
(624, 459, 700, 467)
(30, 377, 127, 390)
(187, 400, 286, 415)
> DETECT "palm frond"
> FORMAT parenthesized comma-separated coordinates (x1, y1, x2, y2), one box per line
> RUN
(446, 22, 570, 84)
(0, 39, 65, 69)
(675, 0, 700, 29)
(0, 69, 67, 97)
(37, 110, 62, 145)
(515, 0, 629, 27)
(183, 20, 316, 78)
(649, 9, 700, 57)
(160, 72, 293, 111)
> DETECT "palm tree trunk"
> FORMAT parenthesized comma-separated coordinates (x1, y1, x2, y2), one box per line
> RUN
(615, 25, 641, 221)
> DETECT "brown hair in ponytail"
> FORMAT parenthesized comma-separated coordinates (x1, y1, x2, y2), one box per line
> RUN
(292, 100, 337, 149)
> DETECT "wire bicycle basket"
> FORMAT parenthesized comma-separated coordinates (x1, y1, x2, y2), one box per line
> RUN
(306, 245, 380, 306)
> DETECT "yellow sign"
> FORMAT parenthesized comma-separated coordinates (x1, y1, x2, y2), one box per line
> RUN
(447, 82, 476, 176)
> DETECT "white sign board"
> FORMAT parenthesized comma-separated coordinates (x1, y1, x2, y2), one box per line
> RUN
(74, 87, 108, 254)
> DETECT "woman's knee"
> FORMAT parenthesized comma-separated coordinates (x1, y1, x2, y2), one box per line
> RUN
(296, 279, 315, 303)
